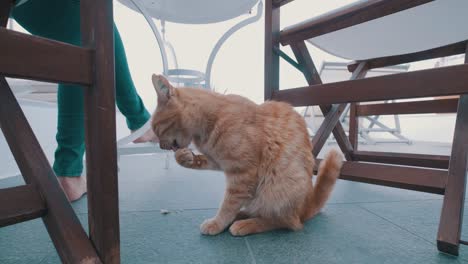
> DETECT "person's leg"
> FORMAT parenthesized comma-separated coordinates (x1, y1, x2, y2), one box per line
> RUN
(113, 27, 157, 142)
(12, 0, 154, 133)
(12, 0, 156, 201)
(11, 0, 81, 46)
(114, 27, 151, 130)
(54, 85, 87, 201)
(12, 0, 87, 201)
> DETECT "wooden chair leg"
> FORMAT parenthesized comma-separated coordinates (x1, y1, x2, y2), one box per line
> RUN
(311, 103, 347, 157)
(437, 44, 468, 256)
(349, 102, 359, 150)
(0, 0, 13, 27)
(437, 94, 468, 256)
(0, 77, 100, 263)
(81, 0, 120, 262)
(290, 41, 366, 159)
(264, 0, 280, 101)
(292, 44, 367, 158)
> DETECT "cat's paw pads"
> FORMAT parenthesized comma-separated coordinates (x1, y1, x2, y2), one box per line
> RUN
(175, 148, 194, 168)
(229, 220, 254, 237)
(200, 218, 223, 235)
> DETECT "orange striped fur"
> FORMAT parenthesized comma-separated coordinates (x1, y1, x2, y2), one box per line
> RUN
(151, 74, 343, 236)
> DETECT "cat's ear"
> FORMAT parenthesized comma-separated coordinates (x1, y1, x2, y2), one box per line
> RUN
(152, 74, 174, 104)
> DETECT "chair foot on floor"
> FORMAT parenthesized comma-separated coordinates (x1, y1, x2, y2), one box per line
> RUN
(437, 240, 459, 256)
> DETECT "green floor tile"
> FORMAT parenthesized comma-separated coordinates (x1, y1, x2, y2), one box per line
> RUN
(0, 218, 55, 264)
(0, 175, 24, 188)
(2, 153, 468, 263)
(118, 210, 253, 264)
(40, 210, 253, 264)
(117, 155, 226, 211)
(360, 200, 468, 262)
(328, 179, 440, 204)
(245, 204, 460, 264)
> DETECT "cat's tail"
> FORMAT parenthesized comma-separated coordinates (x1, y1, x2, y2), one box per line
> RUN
(303, 149, 343, 220)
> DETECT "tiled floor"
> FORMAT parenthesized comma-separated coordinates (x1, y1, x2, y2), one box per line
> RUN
(1, 152, 467, 264)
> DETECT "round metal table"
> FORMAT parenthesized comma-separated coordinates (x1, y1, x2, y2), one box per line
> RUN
(119, 0, 259, 24)
(117, 0, 261, 88)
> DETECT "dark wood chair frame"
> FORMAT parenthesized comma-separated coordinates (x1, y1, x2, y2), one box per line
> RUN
(0, 0, 120, 263)
(266, 0, 468, 256)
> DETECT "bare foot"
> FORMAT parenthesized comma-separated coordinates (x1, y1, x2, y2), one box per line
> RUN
(132, 128, 159, 143)
(57, 176, 87, 202)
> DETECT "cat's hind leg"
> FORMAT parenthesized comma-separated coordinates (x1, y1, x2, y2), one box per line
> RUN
(229, 216, 303, 236)
(229, 218, 277, 236)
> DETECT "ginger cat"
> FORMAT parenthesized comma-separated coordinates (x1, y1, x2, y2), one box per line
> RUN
(150, 74, 343, 236)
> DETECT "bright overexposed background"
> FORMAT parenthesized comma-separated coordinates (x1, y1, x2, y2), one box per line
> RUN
(10, 0, 457, 112)
(112, 0, 458, 108)
(112, 0, 364, 112)
(111, 0, 460, 144)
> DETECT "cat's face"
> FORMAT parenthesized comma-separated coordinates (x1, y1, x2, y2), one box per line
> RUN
(151, 74, 192, 151)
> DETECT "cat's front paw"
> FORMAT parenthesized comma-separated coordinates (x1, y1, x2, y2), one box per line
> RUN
(200, 218, 224, 235)
(175, 148, 194, 168)
(229, 219, 255, 237)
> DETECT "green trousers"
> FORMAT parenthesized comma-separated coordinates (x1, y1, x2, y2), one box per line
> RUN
(11, 0, 151, 176)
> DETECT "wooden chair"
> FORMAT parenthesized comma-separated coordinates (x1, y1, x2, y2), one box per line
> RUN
(266, 0, 468, 256)
(0, 0, 120, 263)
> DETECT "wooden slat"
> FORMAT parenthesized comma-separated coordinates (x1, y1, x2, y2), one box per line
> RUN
(290, 41, 321, 85)
(340, 162, 447, 194)
(346, 63, 367, 154)
(356, 99, 459, 116)
(273, 64, 468, 106)
(81, 0, 120, 263)
(437, 95, 468, 256)
(349, 103, 359, 150)
(437, 44, 468, 256)
(0, 1, 12, 27)
(0, 185, 47, 227)
(312, 104, 347, 157)
(348, 41, 468, 72)
(0, 77, 100, 262)
(315, 160, 447, 194)
(265, 0, 280, 101)
(290, 41, 354, 160)
(273, 0, 295, 8)
(0, 28, 92, 85)
(353, 151, 449, 169)
(280, 0, 434, 45)
(310, 62, 366, 157)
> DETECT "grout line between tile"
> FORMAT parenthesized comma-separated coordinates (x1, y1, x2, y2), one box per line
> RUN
(74, 207, 221, 216)
(328, 198, 444, 205)
(357, 204, 436, 246)
(244, 237, 257, 264)
(38, 255, 49, 264)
